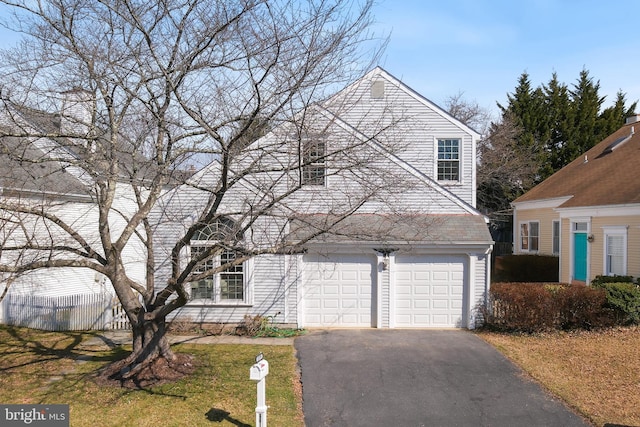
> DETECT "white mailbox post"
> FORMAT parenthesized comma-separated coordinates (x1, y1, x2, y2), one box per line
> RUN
(250, 354, 269, 427)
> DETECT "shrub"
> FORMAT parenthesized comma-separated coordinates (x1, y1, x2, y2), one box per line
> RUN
(591, 275, 635, 286)
(554, 285, 609, 330)
(592, 282, 640, 325)
(484, 283, 556, 332)
(483, 282, 610, 332)
(493, 255, 559, 283)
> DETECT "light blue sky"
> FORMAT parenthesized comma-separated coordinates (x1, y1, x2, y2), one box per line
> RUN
(373, 0, 639, 117)
(0, 1, 637, 119)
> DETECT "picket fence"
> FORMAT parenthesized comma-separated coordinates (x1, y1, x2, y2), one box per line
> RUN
(0, 293, 131, 331)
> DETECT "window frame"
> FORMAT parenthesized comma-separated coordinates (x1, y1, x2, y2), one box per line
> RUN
(437, 138, 461, 182)
(552, 220, 561, 255)
(188, 220, 249, 305)
(519, 221, 540, 252)
(603, 226, 627, 276)
(301, 134, 327, 186)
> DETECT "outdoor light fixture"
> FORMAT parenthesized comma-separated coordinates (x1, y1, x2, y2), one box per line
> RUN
(374, 248, 397, 271)
(587, 234, 595, 243)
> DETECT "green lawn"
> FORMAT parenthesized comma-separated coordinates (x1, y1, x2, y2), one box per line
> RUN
(0, 326, 304, 427)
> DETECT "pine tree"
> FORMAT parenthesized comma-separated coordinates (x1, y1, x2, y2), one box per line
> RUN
(540, 73, 572, 176)
(498, 69, 636, 184)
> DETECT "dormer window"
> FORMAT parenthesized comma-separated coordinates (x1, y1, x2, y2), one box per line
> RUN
(302, 135, 326, 186)
(437, 138, 460, 181)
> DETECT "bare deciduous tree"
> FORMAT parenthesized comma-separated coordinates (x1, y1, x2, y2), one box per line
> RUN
(0, 0, 399, 384)
(477, 113, 537, 215)
(442, 91, 492, 135)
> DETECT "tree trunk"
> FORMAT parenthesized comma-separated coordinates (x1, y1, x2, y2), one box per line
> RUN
(99, 315, 193, 388)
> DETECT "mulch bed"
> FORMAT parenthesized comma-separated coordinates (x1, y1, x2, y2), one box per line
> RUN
(94, 353, 196, 389)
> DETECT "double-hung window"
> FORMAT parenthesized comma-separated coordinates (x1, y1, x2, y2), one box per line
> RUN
(189, 219, 245, 303)
(302, 135, 326, 186)
(603, 227, 627, 276)
(437, 138, 460, 181)
(520, 221, 539, 252)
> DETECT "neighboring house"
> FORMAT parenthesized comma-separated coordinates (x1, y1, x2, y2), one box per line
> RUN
(512, 116, 640, 284)
(156, 67, 494, 329)
(0, 92, 146, 299)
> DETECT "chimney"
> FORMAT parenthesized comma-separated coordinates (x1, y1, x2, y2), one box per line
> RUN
(60, 88, 93, 139)
(625, 115, 640, 125)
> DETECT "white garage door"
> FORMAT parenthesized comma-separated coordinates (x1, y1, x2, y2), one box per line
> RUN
(394, 255, 466, 328)
(302, 253, 375, 327)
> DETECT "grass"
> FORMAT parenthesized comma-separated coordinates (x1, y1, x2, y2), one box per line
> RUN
(0, 326, 304, 427)
(6, 324, 639, 427)
(478, 326, 640, 427)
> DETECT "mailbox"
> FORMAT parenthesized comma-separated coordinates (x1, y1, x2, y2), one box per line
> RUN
(250, 360, 269, 381)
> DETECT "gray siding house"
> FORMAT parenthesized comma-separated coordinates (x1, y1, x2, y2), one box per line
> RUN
(155, 67, 493, 329)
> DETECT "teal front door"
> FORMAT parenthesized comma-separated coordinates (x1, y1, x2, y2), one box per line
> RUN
(573, 233, 588, 282)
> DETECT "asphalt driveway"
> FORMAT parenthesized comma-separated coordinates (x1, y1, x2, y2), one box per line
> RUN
(295, 330, 590, 427)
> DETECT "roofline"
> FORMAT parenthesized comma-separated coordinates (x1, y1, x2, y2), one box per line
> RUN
(317, 107, 484, 217)
(511, 195, 573, 210)
(1, 186, 94, 203)
(301, 241, 494, 252)
(556, 203, 640, 218)
(370, 67, 482, 139)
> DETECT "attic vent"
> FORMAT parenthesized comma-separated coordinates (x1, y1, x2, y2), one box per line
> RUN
(371, 80, 385, 99)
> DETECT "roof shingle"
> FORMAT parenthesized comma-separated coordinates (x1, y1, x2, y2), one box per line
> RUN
(513, 121, 640, 208)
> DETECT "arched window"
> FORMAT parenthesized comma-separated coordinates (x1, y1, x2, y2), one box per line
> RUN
(189, 218, 245, 302)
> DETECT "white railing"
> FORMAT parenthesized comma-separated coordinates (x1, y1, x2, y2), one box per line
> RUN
(0, 293, 131, 331)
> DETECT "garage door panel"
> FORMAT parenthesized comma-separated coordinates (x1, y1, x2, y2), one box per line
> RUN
(414, 285, 430, 295)
(303, 254, 375, 327)
(395, 255, 466, 328)
(414, 300, 429, 309)
(433, 285, 449, 295)
(323, 299, 339, 309)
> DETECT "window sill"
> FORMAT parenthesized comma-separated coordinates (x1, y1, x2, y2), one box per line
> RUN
(186, 301, 252, 307)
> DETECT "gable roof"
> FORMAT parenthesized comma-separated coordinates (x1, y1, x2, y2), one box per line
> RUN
(513, 119, 640, 208)
(329, 66, 481, 139)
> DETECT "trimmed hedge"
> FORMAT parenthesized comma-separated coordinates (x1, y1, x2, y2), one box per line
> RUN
(482, 282, 611, 332)
(493, 255, 559, 283)
(592, 282, 640, 325)
(591, 275, 635, 286)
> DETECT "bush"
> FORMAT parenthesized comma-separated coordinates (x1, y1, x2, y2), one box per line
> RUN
(554, 285, 609, 329)
(592, 282, 640, 325)
(493, 255, 559, 283)
(482, 282, 610, 332)
(591, 275, 635, 286)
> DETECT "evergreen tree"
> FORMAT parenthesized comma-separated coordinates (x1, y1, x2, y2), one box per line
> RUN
(566, 69, 605, 162)
(597, 91, 638, 138)
(540, 73, 572, 176)
(498, 69, 636, 184)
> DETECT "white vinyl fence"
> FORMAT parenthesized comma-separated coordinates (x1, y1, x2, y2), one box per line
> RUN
(0, 293, 131, 331)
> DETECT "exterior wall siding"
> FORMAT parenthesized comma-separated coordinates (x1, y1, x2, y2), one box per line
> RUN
(473, 254, 489, 327)
(3, 186, 146, 298)
(513, 207, 561, 256)
(328, 75, 477, 207)
(590, 215, 640, 279)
